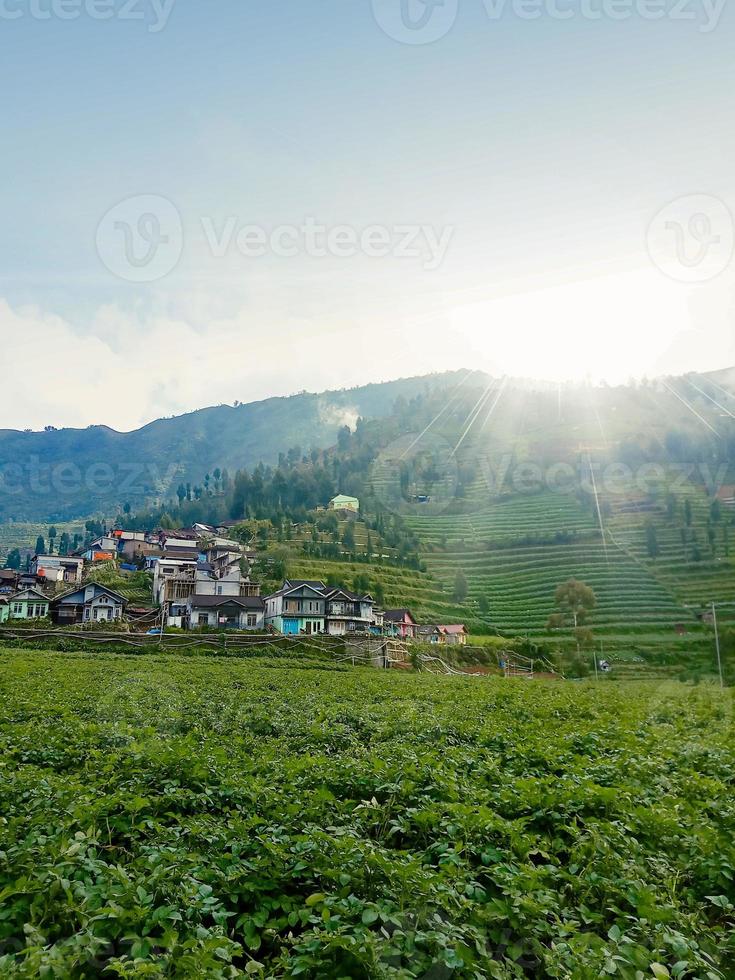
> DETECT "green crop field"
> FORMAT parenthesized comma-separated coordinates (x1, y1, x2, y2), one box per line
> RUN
(1, 650, 733, 978)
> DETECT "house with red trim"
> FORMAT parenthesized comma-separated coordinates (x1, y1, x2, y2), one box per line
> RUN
(436, 624, 468, 645)
(383, 609, 418, 639)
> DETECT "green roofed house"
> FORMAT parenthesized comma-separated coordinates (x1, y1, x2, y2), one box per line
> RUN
(8, 588, 50, 620)
(329, 494, 359, 513)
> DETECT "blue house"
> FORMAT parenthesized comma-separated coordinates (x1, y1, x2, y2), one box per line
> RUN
(264, 580, 327, 635)
(51, 583, 128, 626)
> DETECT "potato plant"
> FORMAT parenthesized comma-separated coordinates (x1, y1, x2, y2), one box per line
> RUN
(0, 650, 733, 978)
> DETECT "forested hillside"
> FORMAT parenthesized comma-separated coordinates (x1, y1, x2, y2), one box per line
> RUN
(0, 372, 467, 522)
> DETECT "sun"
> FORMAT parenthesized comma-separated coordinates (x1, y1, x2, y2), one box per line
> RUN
(448, 269, 696, 384)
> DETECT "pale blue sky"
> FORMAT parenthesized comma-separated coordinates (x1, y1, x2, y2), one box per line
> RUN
(2, 0, 735, 429)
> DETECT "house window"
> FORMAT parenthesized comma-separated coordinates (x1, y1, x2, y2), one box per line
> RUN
(247, 614, 257, 627)
(12, 603, 22, 615)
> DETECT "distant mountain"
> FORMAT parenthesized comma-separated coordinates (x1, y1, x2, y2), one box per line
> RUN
(0, 371, 472, 522)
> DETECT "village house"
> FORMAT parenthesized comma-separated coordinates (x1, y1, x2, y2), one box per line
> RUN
(152, 556, 199, 612)
(191, 523, 216, 536)
(111, 530, 146, 546)
(187, 594, 265, 630)
(324, 587, 374, 635)
(204, 541, 248, 578)
(418, 624, 469, 645)
(17, 571, 47, 592)
(114, 530, 161, 562)
(329, 494, 360, 513)
(51, 583, 128, 625)
(264, 580, 377, 636)
(161, 545, 201, 563)
(81, 546, 117, 563)
(8, 588, 51, 620)
(265, 580, 328, 635)
(158, 530, 200, 551)
(31, 555, 84, 587)
(215, 520, 245, 536)
(153, 536, 260, 627)
(0, 569, 20, 593)
(437, 624, 468, 645)
(371, 607, 385, 634)
(383, 609, 419, 639)
(79, 536, 119, 561)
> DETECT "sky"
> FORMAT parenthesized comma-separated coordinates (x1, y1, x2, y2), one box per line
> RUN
(2, 0, 735, 431)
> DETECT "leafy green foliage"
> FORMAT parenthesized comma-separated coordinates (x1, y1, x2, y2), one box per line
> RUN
(0, 651, 733, 977)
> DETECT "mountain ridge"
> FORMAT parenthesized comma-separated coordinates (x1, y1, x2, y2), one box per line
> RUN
(0, 370, 473, 522)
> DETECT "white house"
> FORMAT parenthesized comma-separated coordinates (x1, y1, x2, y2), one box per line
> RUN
(152, 556, 198, 607)
(324, 587, 374, 635)
(329, 494, 359, 513)
(31, 555, 84, 587)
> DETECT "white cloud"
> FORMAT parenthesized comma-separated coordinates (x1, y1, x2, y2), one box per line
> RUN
(0, 289, 467, 431)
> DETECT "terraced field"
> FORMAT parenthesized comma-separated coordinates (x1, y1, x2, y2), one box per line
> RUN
(403, 485, 717, 653)
(408, 490, 597, 548)
(613, 524, 735, 602)
(0, 520, 86, 563)
(426, 538, 692, 634)
(286, 557, 469, 625)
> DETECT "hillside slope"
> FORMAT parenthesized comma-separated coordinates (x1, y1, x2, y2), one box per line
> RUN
(0, 371, 469, 522)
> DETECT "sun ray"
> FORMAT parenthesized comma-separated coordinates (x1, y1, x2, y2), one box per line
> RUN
(702, 377, 735, 403)
(480, 376, 509, 432)
(661, 379, 720, 437)
(685, 377, 735, 420)
(451, 381, 498, 457)
(587, 452, 609, 565)
(400, 369, 479, 458)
